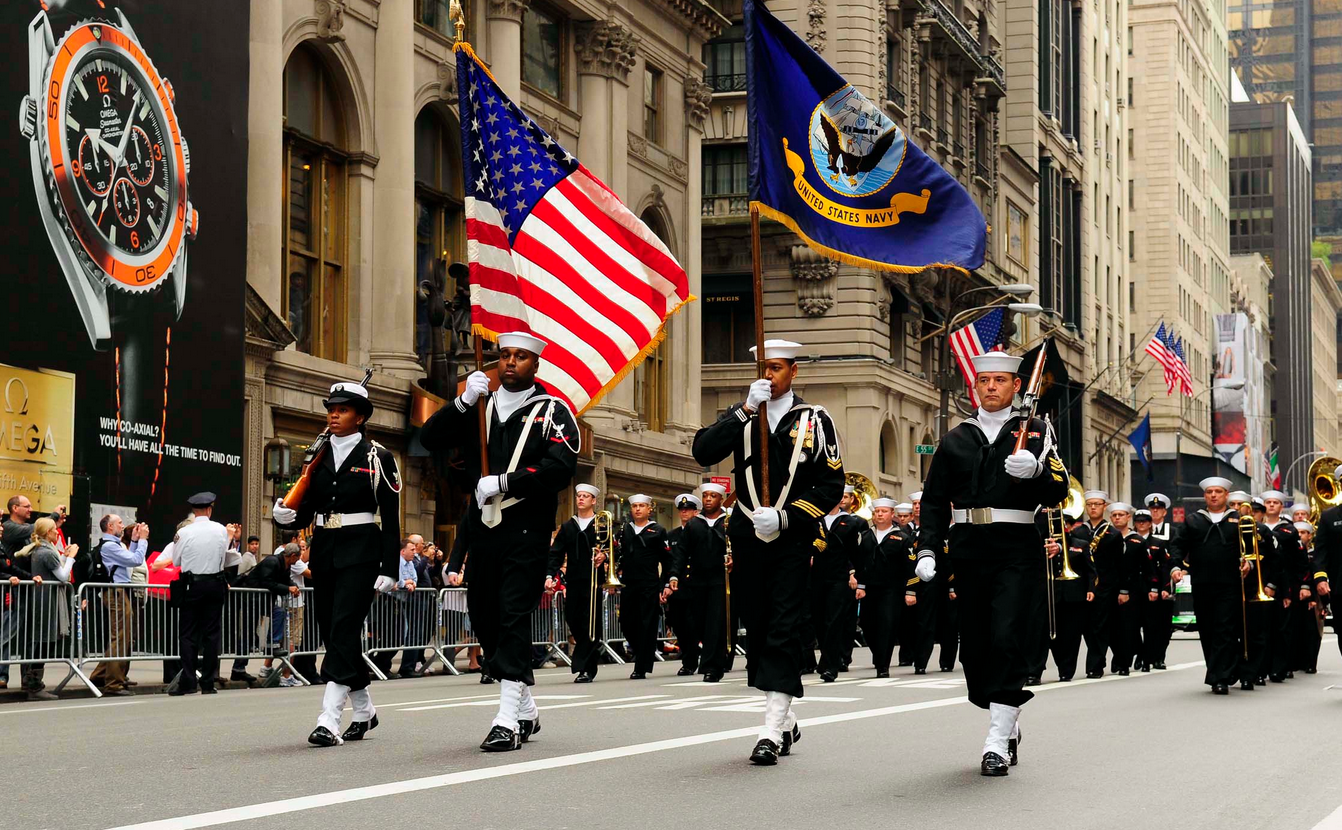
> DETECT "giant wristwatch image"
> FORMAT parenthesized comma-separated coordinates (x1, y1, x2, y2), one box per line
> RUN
(19, 0, 199, 352)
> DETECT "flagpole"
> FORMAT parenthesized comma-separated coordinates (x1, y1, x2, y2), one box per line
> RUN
(750, 204, 770, 508)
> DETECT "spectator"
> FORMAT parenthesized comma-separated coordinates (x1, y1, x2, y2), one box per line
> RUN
(275, 540, 311, 687)
(0, 527, 36, 691)
(2, 497, 63, 555)
(241, 543, 300, 685)
(239, 536, 261, 576)
(397, 539, 426, 678)
(88, 515, 149, 696)
(16, 518, 73, 700)
(426, 545, 446, 590)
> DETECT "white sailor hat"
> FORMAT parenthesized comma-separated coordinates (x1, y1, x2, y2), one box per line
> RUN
(843, 485, 855, 495)
(1290, 503, 1311, 516)
(871, 497, 898, 510)
(1251, 497, 1265, 510)
(496, 331, 547, 356)
(1335, 463, 1342, 481)
(701, 482, 728, 497)
(908, 491, 923, 502)
(748, 339, 803, 361)
(1260, 490, 1288, 503)
(1295, 521, 1316, 533)
(1134, 509, 1153, 521)
(1199, 476, 1233, 490)
(1143, 493, 1170, 508)
(575, 484, 600, 497)
(627, 494, 653, 505)
(1083, 490, 1109, 503)
(894, 502, 913, 514)
(1227, 490, 1252, 503)
(675, 493, 702, 510)
(324, 380, 373, 415)
(970, 352, 1023, 374)
(1107, 502, 1133, 515)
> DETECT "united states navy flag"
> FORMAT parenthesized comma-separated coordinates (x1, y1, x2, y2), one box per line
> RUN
(745, 0, 986, 273)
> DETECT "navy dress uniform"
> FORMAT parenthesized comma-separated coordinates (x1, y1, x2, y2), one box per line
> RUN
(615, 495, 673, 678)
(1074, 494, 1124, 678)
(859, 500, 910, 678)
(896, 502, 938, 674)
(547, 484, 607, 682)
(1133, 510, 1173, 670)
(813, 494, 867, 681)
(169, 493, 231, 695)
(692, 339, 845, 765)
(674, 489, 732, 681)
(272, 378, 402, 746)
(1260, 490, 1306, 682)
(666, 493, 702, 676)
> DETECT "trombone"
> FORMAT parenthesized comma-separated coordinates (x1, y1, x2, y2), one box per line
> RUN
(1237, 514, 1273, 658)
(723, 509, 733, 656)
(1043, 506, 1081, 640)
(589, 510, 621, 642)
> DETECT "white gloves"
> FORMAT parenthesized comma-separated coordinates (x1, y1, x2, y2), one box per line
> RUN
(752, 506, 783, 542)
(915, 557, 937, 582)
(745, 378, 772, 412)
(1004, 449, 1041, 479)
(374, 575, 396, 593)
(461, 371, 491, 406)
(475, 474, 503, 506)
(272, 499, 297, 526)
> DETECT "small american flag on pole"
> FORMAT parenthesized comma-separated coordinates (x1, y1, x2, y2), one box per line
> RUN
(1144, 321, 1178, 395)
(948, 307, 1006, 408)
(455, 44, 692, 414)
(1172, 336, 1194, 397)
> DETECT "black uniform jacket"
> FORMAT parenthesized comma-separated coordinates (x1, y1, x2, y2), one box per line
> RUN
(814, 513, 868, 586)
(617, 521, 673, 588)
(422, 382, 577, 543)
(1313, 504, 1342, 589)
(1138, 534, 1171, 595)
(1169, 509, 1274, 587)
(1073, 520, 1124, 595)
(239, 553, 296, 595)
(1118, 531, 1154, 596)
(674, 514, 729, 586)
(548, 517, 603, 584)
(287, 435, 402, 578)
(1264, 520, 1306, 596)
(916, 413, 1070, 562)
(692, 394, 844, 547)
(859, 526, 915, 592)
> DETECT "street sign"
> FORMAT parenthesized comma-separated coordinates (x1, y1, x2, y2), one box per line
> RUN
(709, 475, 732, 493)
(914, 444, 936, 455)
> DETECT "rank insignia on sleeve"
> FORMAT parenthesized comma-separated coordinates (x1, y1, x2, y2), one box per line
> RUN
(827, 457, 843, 470)
(1049, 457, 1065, 470)
(813, 538, 827, 552)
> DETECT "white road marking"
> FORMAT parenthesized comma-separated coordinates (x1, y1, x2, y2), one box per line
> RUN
(661, 677, 749, 687)
(379, 694, 500, 708)
(0, 701, 139, 716)
(400, 694, 587, 712)
(654, 694, 752, 710)
(1311, 801, 1342, 829)
(539, 695, 666, 710)
(597, 695, 726, 710)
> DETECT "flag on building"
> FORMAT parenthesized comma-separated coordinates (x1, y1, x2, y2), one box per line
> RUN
(1128, 412, 1154, 482)
(1267, 447, 1281, 489)
(743, 0, 985, 273)
(454, 44, 692, 414)
(1144, 321, 1178, 395)
(949, 307, 1006, 408)
(1172, 336, 1194, 396)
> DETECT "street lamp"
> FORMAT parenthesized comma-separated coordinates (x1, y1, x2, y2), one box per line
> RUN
(936, 301, 1044, 437)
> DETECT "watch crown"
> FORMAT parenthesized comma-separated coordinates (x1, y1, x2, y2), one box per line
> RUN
(181, 136, 191, 177)
(18, 96, 37, 141)
(187, 202, 200, 241)
(164, 78, 175, 104)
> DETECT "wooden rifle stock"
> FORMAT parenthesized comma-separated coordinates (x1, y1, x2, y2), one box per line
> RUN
(282, 430, 329, 509)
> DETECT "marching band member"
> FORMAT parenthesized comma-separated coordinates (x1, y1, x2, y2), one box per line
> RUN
(1291, 503, 1312, 525)
(859, 498, 907, 679)
(1292, 521, 1323, 673)
(271, 377, 402, 747)
(1133, 509, 1172, 671)
(1260, 490, 1305, 683)
(1076, 490, 1123, 679)
(426, 331, 579, 752)
(1305, 466, 1342, 666)
(915, 352, 1069, 776)
(675, 484, 731, 682)
(1228, 491, 1279, 689)
(547, 484, 607, 684)
(1048, 507, 1093, 682)
(896, 502, 936, 675)
(1107, 503, 1142, 676)
(667, 493, 702, 677)
(814, 487, 867, 682)
(617, 495, 673, 680)
(692, 339, 844, 766)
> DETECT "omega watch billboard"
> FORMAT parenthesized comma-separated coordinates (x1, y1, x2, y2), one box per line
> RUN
(3, 0, 248, 545)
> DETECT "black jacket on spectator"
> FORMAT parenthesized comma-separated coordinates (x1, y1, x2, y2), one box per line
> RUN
(239, 554, 295, 595)
(3, 514, 58, 556)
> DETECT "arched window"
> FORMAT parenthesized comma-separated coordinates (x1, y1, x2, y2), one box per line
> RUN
(919, 430, 934, 480)
(283, 44, 348, 360)
(414, 107, 465, 368)
(633, 207, 670, 431)
(880, 422, 897, 475)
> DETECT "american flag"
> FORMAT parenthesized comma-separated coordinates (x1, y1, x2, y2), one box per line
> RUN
(1144, 321, 1178, 395)
(1171, 336, 1194, 396)
(948, 307, 1006, 408)
(455, 45, 691, 414)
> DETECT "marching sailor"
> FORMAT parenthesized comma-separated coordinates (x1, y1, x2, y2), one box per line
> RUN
(1075, 490, 1123, 679)
(547, 484, 607, 683)
(617, 495, 674, 679)
(675, 484, 733, 682)
(915, 351, 1069, 776)
(814, 486, 867, 682)
(425, 331, 579, 752)
(271, 377, 402, 747)
(667, 493, 702, 676)
(692, 339, 845, 766)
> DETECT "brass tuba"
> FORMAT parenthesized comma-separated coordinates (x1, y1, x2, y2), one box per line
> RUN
(1307, 456, 1342, 526)
(845, 472, 879, 519)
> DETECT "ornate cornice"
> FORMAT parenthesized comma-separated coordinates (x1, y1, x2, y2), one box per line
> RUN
(437, 60, 458, 105)
(659, 0, 730, 42)
(315, 0, 347, 43)
(486, 0, 528, 22)
(574, 19, 639, 82)
(684, 76, 712, 130)
(790, 244, 840, 316)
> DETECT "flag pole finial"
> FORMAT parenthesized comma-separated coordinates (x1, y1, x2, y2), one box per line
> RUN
(449, 0, 466, 43)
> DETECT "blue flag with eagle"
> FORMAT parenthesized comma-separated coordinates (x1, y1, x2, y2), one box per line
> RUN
(745, 0, 986, 273)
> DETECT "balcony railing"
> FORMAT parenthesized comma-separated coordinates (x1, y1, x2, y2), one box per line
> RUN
(953, 140, 965, 158)
(702, 193, 750, 218)
(704, 72, 746, 93)
(977, 51, 1006, 93)
(917, 112, 934, 133)
(975, 161, 991, 181)
(936, 127, 950, 146)
(886, 85, 907, 109)
(918, 0, 982, 70)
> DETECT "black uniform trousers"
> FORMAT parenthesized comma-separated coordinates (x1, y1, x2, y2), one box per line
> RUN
(1267, 600, 1293, 678)
(312, 558, 379, 691)
(689, 582, 729, 675)
(561, 584, 602, 677)
(859, 587, 900, 671)
(811, 580, 854, 676)
(619, 585, 662, 674)
(466, 540, 548, 685)
(905, 589, 938, 671)
(737, 538, 811, 698)
(897, 604, 915, 666)
(178, 577, 227, 692)
(1190, 585, 1241, 687)
(1112, 595, 1140, 671)
(936, 589, 959, 670)
(1049, 599, 1087, 679)
(1142, 598, 1173, 665)
(1084, 589, 1117, 675)
(1291, 600, 1323, 671)
(1240, 600, 1271, 682)
(666, 588, 697, 672)
(953, 555, 1043, 710)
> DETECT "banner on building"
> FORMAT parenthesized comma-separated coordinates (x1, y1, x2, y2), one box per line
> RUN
(1212, 313, 1268, 490)
(1, 1, 249, 543)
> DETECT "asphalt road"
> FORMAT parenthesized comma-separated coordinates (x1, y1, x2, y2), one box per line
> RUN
(8, 635, 1342, 830)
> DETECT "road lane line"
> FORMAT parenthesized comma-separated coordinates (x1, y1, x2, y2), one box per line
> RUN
(597, 695, 741, 710)
(378, 694, 502, 708)
(538, 695, 669, 710)
(400, 694, 588, 712)
(1311, 801, 1342, 829)
(0, 701, 140, 716)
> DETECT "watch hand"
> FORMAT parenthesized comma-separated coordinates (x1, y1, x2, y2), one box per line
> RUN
(112, 101, 139, 170)
(85, 128, 104, 172)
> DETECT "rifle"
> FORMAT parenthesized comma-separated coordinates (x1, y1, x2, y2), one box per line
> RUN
(281, 368, 374, 509)
(1013, 338, 1052, 453)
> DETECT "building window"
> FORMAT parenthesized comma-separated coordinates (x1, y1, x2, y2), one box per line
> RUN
(414, 107, 465, 370)
(888, 287, 910, 368)
(886, 35, 905, 107)
(634, 208, 672, 430)
(416, 0, 457, 39)
(283, 44, 348, 362)
(703, 144, 748, 196)
(703, 22, 746, 92)
(522, 1, 564, 100)
(702, 274, 755, 363)
(1007, 200, 1028, 265)
(643, 65, 663, 144)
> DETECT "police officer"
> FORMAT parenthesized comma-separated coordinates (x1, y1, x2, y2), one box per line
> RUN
(692, 339, 845, 766)
(168, 492, 231, 696)
(666, 493, 702, 677)
(1076, 490, 1123, 678)
(915, 351, 1069, 776)
(428, 331, 579, 752)
(272, 376, 402, 746)
(676, 484, 732, 682)
(547, 484, 607, 683)
(814, 486, 866, 682)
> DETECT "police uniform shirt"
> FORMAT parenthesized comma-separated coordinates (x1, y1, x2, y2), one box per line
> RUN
(171, 516, 230, 574)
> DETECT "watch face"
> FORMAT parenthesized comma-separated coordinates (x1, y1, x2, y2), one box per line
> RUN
(44, 23, 188, 292)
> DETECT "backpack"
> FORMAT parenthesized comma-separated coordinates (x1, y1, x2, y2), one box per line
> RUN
(80, 540, 112, 584)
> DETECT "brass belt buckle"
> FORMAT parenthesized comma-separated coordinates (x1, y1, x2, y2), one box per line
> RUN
(969, 507, 993, 525)
(326, 513, 343, 530)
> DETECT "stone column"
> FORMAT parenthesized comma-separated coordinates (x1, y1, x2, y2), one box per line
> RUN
(681, 76, 711, 433)
(486, 0, 527, 99)
(369, 0, 423, 378)
(246, 0, 284, 314)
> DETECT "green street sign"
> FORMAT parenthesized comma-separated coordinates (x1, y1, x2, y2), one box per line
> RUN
(914, 444, 936, 455)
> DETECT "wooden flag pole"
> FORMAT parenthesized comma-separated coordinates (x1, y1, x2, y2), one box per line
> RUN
(750, 205, 770, 508)
(473, 334, 490, 477)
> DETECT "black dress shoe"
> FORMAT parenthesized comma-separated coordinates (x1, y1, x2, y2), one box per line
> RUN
(1255, 676, 1267, 686)
(940, 666, 954, 672)
(398, 670, 424, 679)
(1306, 668, 1318, 674)
(308, 726, 343, 747)
(704, 673, 723, 683)
(480, 674, 495, 685)
(980, 752, 1009, 776)
(875, 669, 890, 679)
(341, 713, 379, 741)
(519, 713, 541, 743)
(200, 687, 218, 695)
(1140, 665, 1151, 673)
(1115, 668, 1130, 676)
(1152, 662, 1167, 670)
(1086, 671, 1104, 679)
(914, 668, 928, 676)
(629, 670, 647, 680)
(574, 672, 593, 684)
(1240, 680, 1255, 691)
(749, 739, 780, 765)
(898, 661, 913, 667)
(1269, 674, 1286, 683)
(230, 671, 258, 685)
(1212, 684, 1229, 695)
(1287, 671, 1295, 679)
(780, 724, 801, 756)
(1008, 728, 1021, 766)
(480, 725, 521, 752)
(677, 666, 696, 676)
(819, 671, 836, 683)
(168, 686, 197, 697)
(838, 663, 849, 673)
(1025, 676, 1041, 686)
(1059, 674, 1073, 682)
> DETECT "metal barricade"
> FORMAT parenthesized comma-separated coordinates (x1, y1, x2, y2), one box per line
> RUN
(363, 587, 445, 681)
(69, 582, 178, 697)
(531, 591, 571, 668)
(599, 591, 626, 664)
(0, 580, 95, 695)
(437, 587, 477, 676)
(282, 587, 325, 683)
(219, 586, 304, 683)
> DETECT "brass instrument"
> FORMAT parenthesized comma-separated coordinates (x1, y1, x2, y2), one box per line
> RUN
(1043, 501, 1081, 641)
(588, 510, 620, 641)
(845, 472, 879, 520)
(723, 509, 733, 655)
(1237, 513, 1273, 658)
(1088, 520, 1111, 556)
(1307, 455, 1342, 526)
